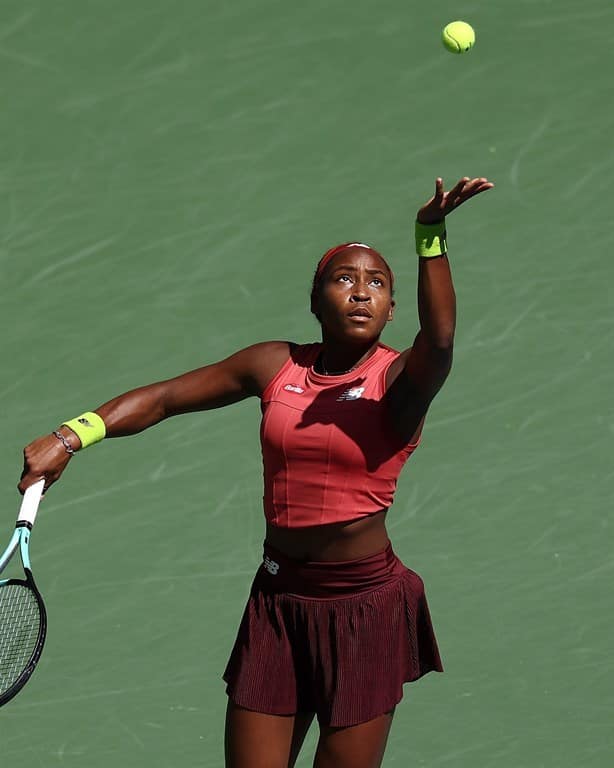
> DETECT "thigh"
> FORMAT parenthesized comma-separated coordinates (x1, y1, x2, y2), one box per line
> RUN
(314, 709, 395, 768)
(225, 699, 315, 768)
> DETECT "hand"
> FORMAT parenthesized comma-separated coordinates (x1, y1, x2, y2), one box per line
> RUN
(417, 176, 494, 225)
(19, 432, 75, 495)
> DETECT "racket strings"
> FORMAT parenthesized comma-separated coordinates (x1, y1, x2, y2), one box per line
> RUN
(0, 584, 42, 694)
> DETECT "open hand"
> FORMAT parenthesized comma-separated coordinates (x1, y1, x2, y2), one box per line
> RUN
(417, 177, 494, 225)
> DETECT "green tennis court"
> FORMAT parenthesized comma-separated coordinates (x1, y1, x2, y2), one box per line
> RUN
(1, 1, 612, 765)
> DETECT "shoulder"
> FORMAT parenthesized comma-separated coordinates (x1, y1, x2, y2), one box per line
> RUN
(381, 344, 410, 388)
(229, 341, 295, 396)
(376, 342, 403, 361)
(369, 342, 406, 385)
(239, 340, 296, 360)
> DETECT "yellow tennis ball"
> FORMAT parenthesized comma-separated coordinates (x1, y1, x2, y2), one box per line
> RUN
(442, 21, 475, 54)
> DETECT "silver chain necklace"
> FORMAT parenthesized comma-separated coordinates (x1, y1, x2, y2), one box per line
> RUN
(319, 355, 358, 376)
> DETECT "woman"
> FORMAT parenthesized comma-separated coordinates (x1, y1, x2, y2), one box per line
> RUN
(20, 175, 494, 768)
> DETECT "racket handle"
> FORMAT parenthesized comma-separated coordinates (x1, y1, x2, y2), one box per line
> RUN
(18, 479, 46, 526)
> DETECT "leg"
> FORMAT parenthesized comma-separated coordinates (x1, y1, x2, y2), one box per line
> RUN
(313, 709, 395, 768)
(225, 699, 315, 768)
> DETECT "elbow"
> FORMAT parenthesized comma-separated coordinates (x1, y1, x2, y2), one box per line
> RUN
(157, 384, 175, 421)
(428, 326, 455, 352)
(436, 342, 454, 373)
(419, 314, 455, 352)
(435, 335, 455, 352)
(143, 382, 171, 424)
(416, 326, 455, 356)
(428, 332, 454, 375)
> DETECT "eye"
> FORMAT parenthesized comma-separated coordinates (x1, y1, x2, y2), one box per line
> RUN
(337, 274, 353, 283)
(370, 277, 383, 287)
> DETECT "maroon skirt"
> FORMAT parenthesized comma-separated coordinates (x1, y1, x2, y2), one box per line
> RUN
(223, 541, 443, 727)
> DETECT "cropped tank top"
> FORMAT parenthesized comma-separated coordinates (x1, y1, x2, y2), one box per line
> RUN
(260, 342, 419, 528)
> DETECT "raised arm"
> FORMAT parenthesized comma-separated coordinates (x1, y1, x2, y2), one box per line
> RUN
(386, 176, 494, 439)
(19, 341, 291, 494)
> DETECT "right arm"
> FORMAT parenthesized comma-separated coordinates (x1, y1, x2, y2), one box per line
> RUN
(384, 176, 493, 442)
(19, 341, 292, 494)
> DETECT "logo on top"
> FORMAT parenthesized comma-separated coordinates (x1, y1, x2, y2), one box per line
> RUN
(337, 387, 365, 401)
(284, 384, 304, 394)
(263, 556, 280, 575)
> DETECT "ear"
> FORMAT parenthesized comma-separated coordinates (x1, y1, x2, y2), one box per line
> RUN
(387, 298, 395, 322)
(310, 293, 322, 321)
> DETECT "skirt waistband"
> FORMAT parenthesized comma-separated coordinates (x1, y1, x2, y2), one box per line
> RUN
(258, 541, 406, 598)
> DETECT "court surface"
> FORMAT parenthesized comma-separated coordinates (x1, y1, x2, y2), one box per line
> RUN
(1, 1, 612, 765)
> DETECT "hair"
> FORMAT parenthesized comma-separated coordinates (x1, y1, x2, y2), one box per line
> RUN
(310, 242, 395, 321)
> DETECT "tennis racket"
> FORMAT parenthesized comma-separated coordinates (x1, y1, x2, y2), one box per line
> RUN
(0, 478, 47, 707)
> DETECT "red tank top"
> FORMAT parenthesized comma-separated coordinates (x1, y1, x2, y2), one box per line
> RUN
(260, 342, 419, 528)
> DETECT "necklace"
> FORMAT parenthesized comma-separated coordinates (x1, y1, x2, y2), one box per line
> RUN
(319, 354, 358, 376)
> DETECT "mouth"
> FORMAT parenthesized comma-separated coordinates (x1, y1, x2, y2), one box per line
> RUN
(347, 308, 372, 319)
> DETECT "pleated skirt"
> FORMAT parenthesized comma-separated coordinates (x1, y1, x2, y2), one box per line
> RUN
(223, 541, 443, 727)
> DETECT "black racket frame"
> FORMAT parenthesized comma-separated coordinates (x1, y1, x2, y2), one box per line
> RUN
(0, 522, 48, 707)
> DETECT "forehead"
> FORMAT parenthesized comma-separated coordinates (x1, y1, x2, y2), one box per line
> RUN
(324, 246, 391, 275)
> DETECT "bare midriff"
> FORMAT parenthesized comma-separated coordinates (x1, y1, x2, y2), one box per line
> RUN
(265, 509, 389, 561)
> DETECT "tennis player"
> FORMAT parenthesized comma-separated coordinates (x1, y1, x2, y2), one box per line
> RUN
(20, 176, 493, 768)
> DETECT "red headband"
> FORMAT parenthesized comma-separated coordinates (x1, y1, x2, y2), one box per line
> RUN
(314, 242, 394, 288)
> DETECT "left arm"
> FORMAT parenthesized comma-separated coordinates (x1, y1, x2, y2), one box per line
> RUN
(386, 176, 494, 440)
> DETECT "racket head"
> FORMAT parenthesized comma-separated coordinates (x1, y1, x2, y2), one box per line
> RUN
(0, 571, 47, 707)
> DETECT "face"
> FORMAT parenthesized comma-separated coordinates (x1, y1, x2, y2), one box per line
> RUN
(312, 246, 395, 342)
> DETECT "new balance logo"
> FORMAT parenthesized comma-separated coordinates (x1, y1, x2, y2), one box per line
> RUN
(337, 387, 365, 401)
(263, 556, 280, 575)
(284, 384, 304, 394)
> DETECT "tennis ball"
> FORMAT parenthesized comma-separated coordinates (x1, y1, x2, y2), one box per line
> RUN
(442, 21, 475, 54)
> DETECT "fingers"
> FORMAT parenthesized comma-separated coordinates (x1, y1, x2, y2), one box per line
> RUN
(418, 175, 493, 222)
(19, 466, 56, 496)
(444, 177, 470, 207)
(18, 474, 47, 496)
(450, 177, 493, 194)
(18, 475, 48, 497)
(445, 177, 494, 211)
(459, 177, 494, 200)
(19, 434, 71, 495)
(458, 177, 493, 192)
(451, 176, 471, 193)
(19, 455, 49, 495)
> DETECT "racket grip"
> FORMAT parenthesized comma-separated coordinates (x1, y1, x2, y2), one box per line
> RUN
(18, 479, 46, 526)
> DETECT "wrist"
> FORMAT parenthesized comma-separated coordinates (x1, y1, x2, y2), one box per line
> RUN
(415, 220, 447, 258)
(53, 427, 80, 454)
(416, 215, 444, 226)
(61, 412, 106, 449)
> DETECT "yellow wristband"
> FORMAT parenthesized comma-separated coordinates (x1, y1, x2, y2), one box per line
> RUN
(415, 220, 447, 258)
(62, 412, 106, 449)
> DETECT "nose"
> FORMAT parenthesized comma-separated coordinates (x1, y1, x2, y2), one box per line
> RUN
(350, 280, 371, 302)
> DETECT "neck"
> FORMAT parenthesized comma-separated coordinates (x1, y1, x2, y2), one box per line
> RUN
(317, 339, 380, 375)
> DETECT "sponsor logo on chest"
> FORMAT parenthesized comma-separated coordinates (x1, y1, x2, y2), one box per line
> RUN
(284, 384, 305, 394)
(337, 386, 365, 401)
(282, 382, 368, 400)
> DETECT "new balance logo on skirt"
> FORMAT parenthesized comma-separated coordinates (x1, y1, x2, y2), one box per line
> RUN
(263, 556, 280, 575)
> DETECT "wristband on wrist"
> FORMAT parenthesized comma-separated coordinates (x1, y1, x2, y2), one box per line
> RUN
(415, 220, 447, 258)
(61, 412, 106, 449)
